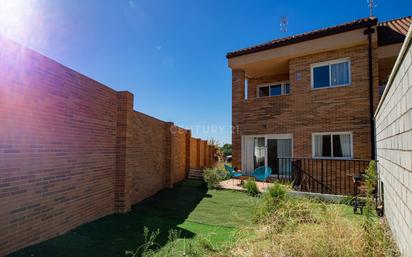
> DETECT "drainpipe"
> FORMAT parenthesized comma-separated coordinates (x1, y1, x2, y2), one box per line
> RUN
(365, 26, 376, 160)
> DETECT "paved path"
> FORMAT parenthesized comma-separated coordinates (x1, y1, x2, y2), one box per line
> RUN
(218, 178, 272, 192)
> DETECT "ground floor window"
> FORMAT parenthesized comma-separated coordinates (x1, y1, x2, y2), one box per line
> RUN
(312, 132, 352, 158)
(242, 134, 292, 175)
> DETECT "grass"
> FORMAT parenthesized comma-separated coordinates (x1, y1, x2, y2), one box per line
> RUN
(7, 180, 258, 257)
(7, 180, 398, 257)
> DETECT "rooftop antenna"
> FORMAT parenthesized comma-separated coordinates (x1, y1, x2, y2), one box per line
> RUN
(280, 16, 288, 33)
(367, 0, 377, 17)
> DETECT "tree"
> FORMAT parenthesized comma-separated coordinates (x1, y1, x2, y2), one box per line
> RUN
(208, 137, 224, 162)
(208, 137, 220, 147)
(221, 144, 232, 157)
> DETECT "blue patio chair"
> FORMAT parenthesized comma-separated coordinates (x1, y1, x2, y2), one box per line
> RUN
(224, 164, 242, 178)
(252, 166, 272, 182)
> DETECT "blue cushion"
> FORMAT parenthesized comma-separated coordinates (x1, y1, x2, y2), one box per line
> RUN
(252, 166, 272, 181)
(225, 164, 243, 177)
(224, 164, 234, 173)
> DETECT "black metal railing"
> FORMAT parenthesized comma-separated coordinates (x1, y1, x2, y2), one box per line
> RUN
(272, 158, 372, 195)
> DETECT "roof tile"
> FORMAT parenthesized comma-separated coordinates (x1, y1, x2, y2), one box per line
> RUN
(377, 16, 412, 46)
(227, 16, 412, 58)
(226, 17, 377, 58)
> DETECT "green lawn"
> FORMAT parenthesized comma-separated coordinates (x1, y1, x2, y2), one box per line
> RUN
(8, 180, 258, 257)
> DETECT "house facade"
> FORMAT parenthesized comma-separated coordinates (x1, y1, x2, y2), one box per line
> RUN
(227, 16, 411, 175)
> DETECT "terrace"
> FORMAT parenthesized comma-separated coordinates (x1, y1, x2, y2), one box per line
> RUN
(218, 158, 372, 196)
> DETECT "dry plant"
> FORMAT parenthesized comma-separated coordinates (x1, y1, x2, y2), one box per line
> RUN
(215, 183, 399, 257)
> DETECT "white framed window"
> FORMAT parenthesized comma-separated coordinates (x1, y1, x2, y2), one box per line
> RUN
(244, 79, 248, 100)
(311, 58, 351, 89)
(312, 132, 353, 159)
(257, 81, 290, 97)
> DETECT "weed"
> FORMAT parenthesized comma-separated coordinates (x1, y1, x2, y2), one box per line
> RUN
(219, 179, 400, 257)
(253, 183, 288, 222)
(125, 227, 160, 257)
(243, 178, 259, 196)
(203, 168, 227, 188)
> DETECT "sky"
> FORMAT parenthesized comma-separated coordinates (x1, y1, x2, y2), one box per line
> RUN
(0, 0, 410, 145)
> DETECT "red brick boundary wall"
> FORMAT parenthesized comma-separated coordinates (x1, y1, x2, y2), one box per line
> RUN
(0, 37, 215, 256)
(187, 137, 212, 170)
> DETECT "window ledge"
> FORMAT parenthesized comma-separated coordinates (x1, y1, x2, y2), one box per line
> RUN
(312, 157, 354, 160)
(256, 94, 291, 99)
(311, 83, 352, 90)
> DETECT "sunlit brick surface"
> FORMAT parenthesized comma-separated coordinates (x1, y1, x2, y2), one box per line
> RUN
(0, 37, 215, 256)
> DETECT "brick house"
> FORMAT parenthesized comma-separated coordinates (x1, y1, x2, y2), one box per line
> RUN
(227, 16, 411, 176)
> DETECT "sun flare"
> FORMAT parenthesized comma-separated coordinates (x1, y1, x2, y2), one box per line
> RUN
(0, 0, 38, 42)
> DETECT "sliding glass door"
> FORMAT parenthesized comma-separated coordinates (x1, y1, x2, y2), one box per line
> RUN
(253, 137, 265, 169)
(267, 138, 292, 176)
(242, 135, 293, 175)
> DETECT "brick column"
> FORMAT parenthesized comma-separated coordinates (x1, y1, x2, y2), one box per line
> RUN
(232, 69, 245, 168)
(204, 142, 208, 167)
(200, 140, 205, 168)
(209, 144, 212, 166)
(210, 145, 215, 165)
(204, 141, 209, 167)
(115, 91, 134, 213)
(213, 146, 216, 164)
(196, 138, 201, 169)
(165, 122, 174, 188)
(185, 130, 191, 174)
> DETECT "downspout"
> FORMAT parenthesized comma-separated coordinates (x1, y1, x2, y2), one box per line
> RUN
(365, 26, 376, 160)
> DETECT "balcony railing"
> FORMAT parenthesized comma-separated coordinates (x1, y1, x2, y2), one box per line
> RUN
(272, 158, 372, 195)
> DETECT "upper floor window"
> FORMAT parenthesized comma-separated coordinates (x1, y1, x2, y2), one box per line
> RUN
(312, 132, 353, 159)
(257, 81, 290, 97)
(311, 58, 351, 89)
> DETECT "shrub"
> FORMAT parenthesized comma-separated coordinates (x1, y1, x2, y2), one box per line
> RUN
(203, 168, 227, 189)
(243, 179, 259, 196)
(127, 228, 209, 257)
(359, 160, 398, 256)
(226, 196, 399, 257)
(253, 183, 288, 222)
(125, 227, 160, 257)
(363, 160, 378, 215)
(340, 195, 355, 205)
(265, 183, 287, 201)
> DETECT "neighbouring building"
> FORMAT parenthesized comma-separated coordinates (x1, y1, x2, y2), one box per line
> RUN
(375, 25, 412, 256)
(227, 16, 411, 179)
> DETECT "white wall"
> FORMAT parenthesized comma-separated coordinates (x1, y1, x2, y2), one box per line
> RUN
(375, 26, 412, 257)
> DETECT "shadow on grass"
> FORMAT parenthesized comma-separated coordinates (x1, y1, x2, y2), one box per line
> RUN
(7, 180, 208, 257)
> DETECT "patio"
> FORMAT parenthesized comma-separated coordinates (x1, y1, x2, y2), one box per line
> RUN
(223, 157, 372, 196)
(218, 178, 272, 191)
